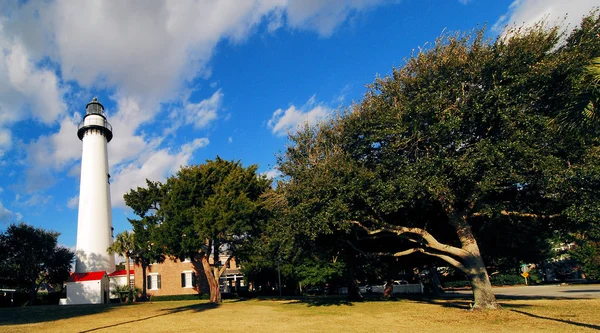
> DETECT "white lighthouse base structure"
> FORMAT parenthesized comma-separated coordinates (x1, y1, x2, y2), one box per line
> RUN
(61, 271, 110, 305)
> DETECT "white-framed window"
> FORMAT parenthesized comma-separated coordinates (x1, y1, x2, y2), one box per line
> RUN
(148, 274, 161, 290)
(183, 257, 191, 263)
(181, 271, 196, 288)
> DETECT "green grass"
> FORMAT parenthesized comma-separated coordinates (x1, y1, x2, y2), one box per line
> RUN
(1, 296, 599, 332)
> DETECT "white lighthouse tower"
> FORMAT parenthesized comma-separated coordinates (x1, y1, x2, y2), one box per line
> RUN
(74, 97, 115, 273)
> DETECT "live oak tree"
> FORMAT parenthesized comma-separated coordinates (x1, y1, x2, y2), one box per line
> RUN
(149, 158, 270, 303)
(0, 223, 74, 305)
(277, 13, 600, 309)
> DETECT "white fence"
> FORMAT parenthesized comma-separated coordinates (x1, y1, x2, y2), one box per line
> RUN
(362, 283, 423, 294)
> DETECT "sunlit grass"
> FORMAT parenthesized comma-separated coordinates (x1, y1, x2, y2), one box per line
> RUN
(1, 297, 599, 333)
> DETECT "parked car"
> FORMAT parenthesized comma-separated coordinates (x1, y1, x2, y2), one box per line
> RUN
(305, 286, 323, 295)
(358, 285, 372, 294)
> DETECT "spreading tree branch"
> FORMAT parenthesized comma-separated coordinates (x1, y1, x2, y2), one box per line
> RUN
(348, 220, 469, 258)
(344, 240, 468, 273)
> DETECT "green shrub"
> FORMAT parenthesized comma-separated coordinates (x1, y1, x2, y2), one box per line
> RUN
(571, 241, 600, 280)
(491, 274, 523, 286)
(442, 280, 470, 288)
(528, 269, 543, 284)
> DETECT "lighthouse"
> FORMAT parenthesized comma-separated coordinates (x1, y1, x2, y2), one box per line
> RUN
(74, 97, 115, 273)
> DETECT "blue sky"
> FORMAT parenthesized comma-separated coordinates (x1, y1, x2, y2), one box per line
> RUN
(0, 0, 598, 251)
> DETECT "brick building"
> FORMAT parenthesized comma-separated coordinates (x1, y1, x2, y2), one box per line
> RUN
(133, 255, 244, 296)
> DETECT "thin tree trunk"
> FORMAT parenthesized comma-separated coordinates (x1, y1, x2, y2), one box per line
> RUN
(200, 255, 221, 303)
(141, 263, 148, 301)
(345, 261, 363, 301)
(429, 264, 444, 296)
(125, 256, 131, 289)
(29, 281, 36, 306)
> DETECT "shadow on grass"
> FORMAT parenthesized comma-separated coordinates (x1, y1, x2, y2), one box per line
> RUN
(0, 303, 117, 326)
(0, 301, 220, 331)
(257, 291, 598, 310)
(79, 302, 219, 333)
(510, 309, 600, 330)
(280, 296, 355, 307)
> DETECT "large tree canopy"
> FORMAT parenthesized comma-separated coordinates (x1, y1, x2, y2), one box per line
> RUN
(0, 223, 74, 305)
(276, 13, 600, 309)
(126, 157, 270, 303)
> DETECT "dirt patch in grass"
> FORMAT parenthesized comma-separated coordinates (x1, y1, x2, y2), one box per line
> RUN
(1, 297, 599, 332)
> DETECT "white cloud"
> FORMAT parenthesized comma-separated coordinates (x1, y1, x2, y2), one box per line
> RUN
(262, 167, 282, 179)
(0, 128, 11, 156)
(285, 0, 387, 37)
(0, 17, 66, 159)
(110, 137, 209, 208)
(67, 164, 81, 179)
(67, 195, 78, 209)
(108, 96, 158, 168)
(493, 0, 599, 32)
(228, 137, 233, 144)
(268, 96, 331, 136)
(0, 0, 392, 202)
(23, 114, 81, 191)
(26, 114, 82, 169)
(0, 201, 20, 225)
(3, 1, 391, 104)
(14, 193, 52, 208)
(184, 90, 224, 129)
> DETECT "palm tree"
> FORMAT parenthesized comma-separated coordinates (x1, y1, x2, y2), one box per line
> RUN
(556, 57, 600, 135)
(107, 231, 135, 290)
(579, 57, 600, 127)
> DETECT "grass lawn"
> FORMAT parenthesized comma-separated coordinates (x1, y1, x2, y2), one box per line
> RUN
(1, 296, 599, 333)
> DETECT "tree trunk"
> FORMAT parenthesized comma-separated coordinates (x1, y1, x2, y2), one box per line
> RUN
(200, 255, 222, 303)
(429, 264, 444, 296)
(345, 263, 363, 301)
(141, 263, 148, 301)
(29, 282, 36, 306)
(448, 211, 500, 310)
(125, 256, 131, 289)
(464, 255, 499, 310)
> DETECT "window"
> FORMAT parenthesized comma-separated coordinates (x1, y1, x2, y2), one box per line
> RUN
(183, 257, 191, 263)
(181, 271, 196, 288)
(148, 274, 161, 290)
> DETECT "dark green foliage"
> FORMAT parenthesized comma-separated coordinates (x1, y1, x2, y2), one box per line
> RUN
(490, 274, 524, 286)
(296, 258, 345, 287)
(273, 11, 600, 308)
(0, 291, 67, 307)
(157, 157, 270, 261)
(0, 223, 74, 306)
(570, 241, 600, 280)
(125, 157, 271, 303)
(124, 180, 166, 300)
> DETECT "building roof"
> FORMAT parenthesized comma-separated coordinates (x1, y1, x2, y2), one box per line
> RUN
(67, 271, 107, 282)
(108, 270, 134, 277)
